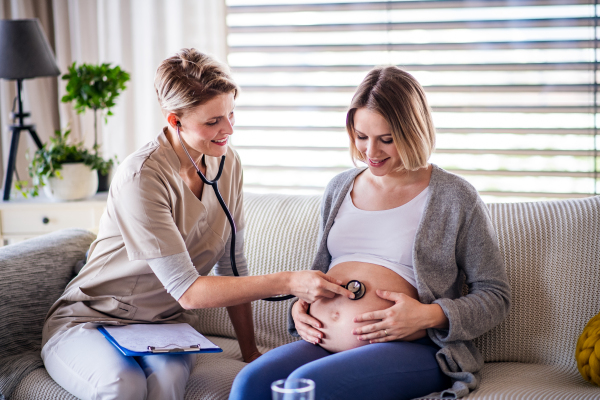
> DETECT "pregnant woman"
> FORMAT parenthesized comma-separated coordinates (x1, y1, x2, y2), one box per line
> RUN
(229, 66, 511, 400)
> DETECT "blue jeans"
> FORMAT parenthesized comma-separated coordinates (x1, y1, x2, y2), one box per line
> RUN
(229, 336, 450, 400)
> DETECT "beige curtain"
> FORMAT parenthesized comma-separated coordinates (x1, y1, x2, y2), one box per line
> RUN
(0, 0, 60, 196)
(1, 0, 227, 198)
(52, 0, 228, 168)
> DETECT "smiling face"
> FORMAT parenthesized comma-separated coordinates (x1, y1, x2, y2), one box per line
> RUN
(176, 92, 236, 158)
(346, 67, 436, 172)
(353, 108, 402, 176)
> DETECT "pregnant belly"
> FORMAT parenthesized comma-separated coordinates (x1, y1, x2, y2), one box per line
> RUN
(309, 261, 419, 353)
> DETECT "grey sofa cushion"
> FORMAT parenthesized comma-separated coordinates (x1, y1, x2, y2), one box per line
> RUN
(462, 363, 600, 399)
(0, 229, 95, 400)
(478, 198, 600, 368)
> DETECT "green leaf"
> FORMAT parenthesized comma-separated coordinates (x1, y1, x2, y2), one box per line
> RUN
(60, 62, 130, 121)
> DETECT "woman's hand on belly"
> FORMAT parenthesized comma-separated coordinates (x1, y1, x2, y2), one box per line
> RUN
(352, 289, 430, 343)
(292, 299, 325, 345)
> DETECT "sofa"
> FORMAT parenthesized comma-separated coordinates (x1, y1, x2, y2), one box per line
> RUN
(1, 192, 600, 400)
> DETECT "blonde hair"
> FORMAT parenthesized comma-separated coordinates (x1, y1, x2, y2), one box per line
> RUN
(346, 66, 436, 171)
(154, 48, 239, 116)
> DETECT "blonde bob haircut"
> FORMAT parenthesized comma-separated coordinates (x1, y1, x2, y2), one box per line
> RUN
(346, 66, 436, 171)
(154, 48, 239, 116)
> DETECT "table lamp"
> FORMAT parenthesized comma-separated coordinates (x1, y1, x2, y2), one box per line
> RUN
(0, 19, 60, 200)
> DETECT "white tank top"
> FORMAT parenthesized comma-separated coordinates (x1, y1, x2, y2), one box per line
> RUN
(326, 181, 429, 288)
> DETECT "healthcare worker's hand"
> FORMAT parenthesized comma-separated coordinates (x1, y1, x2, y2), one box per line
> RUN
(289, 270, 354, 303)
(351, 290, 445, 342)
(292, 299, 325, 345)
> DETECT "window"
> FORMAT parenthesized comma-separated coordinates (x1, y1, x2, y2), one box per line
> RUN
(226, 0, 599, 202)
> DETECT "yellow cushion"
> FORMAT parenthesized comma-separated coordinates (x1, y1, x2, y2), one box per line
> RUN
(576, 312, 600, 386)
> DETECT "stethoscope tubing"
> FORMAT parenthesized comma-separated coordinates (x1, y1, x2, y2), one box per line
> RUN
(176, 124, 293, 302)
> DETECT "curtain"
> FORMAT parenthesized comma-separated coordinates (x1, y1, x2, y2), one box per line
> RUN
(0, 0, 60, 195)
(52, 0, 228, 166)
(1, 0, 227, 197)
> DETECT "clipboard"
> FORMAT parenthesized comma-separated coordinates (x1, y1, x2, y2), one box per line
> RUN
(98, 323, 222, 356)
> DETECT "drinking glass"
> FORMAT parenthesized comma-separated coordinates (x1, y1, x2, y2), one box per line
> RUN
(271, 378, 315, 400)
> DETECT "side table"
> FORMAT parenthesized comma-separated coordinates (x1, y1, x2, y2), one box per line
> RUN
(0, 192, 108, 246)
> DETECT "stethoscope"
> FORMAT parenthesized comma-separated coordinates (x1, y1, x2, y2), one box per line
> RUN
(175, 122, 366, 302)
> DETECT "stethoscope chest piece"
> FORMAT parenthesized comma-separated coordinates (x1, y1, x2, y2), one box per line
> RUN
(343, 280, 366, 300)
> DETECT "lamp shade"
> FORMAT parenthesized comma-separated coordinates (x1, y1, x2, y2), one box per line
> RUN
(0, 19, 60, 80)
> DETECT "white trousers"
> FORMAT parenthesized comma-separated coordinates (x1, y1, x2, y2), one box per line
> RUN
(41, 324, 196, 400)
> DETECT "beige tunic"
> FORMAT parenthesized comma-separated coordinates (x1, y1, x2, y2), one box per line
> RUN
(42, 129, 245, 347)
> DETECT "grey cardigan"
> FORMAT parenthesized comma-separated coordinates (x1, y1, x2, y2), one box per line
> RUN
(287, 165, 511, 399)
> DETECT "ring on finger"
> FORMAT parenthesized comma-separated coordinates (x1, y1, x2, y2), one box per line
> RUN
(384, 329, 389, 336)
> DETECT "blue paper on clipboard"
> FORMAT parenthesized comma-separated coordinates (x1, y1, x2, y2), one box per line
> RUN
(98, 323, 222, 356)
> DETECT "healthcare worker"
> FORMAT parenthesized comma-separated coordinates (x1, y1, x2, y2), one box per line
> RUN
(41, 48, 352, 400)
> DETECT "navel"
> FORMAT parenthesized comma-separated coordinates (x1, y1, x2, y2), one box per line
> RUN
(330, 311, 340, 321)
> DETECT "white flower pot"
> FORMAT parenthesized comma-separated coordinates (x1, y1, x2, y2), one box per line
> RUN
(43, 163, 98, 201)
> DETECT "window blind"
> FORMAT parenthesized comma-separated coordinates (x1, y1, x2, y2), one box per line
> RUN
(226, 0, 599, 202)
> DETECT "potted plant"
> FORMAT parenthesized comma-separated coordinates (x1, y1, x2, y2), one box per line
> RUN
(15, 128, 104, 200)
(61, 62, 130, 191)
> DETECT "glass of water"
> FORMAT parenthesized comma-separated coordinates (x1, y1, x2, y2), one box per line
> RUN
(271, 378, 315, 400)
